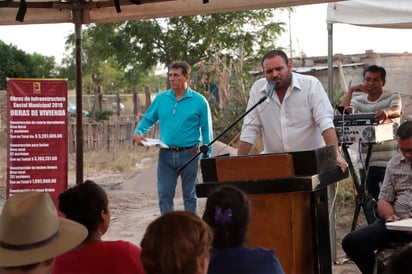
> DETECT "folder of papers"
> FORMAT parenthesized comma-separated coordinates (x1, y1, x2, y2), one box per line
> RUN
(385, 218, 412, 232)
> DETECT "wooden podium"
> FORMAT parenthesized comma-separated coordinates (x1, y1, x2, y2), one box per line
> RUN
(196, 145, 348, 274)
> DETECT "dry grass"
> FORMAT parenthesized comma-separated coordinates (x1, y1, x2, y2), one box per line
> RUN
(0, 145, 158, 189)
(335, 177, 357, 216)
(68, 146, 158, 184)
(1, 143, 355, 213)
(83, 147, 156, 173)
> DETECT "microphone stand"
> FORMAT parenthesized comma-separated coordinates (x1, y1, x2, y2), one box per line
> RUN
(176, 94, 269, 173)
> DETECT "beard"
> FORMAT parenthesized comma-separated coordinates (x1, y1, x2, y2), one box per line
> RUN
(275, 71, 292, 90)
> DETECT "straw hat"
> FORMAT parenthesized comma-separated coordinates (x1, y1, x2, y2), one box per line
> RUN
(0, 191, 88, 267)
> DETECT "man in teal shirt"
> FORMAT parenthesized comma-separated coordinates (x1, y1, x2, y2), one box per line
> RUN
(134, 61, 213, 215)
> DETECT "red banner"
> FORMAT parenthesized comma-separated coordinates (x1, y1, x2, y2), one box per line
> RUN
(7, 78, 68, 206)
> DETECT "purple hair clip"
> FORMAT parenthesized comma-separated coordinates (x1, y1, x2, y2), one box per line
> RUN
(214, 205, 232, 226)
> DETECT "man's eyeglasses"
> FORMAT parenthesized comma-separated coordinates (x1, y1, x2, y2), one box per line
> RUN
(398, 147, 412, 155)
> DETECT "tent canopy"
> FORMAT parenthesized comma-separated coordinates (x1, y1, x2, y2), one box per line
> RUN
(0, 0, 344, 183)
(326, 0, 412, 29)
(0, 0, 342, 25)
(326, 0, 412, 106)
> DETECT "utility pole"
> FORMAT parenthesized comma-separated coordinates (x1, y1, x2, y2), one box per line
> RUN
(288, 10, 293, 58)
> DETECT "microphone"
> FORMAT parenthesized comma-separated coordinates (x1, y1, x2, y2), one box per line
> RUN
(266, 80, 276, 102)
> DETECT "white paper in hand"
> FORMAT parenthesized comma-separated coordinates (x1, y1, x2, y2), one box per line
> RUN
(141, 138, 169, 148)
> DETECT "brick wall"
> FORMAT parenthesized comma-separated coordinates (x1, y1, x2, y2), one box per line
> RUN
(298, 51, 412, 115)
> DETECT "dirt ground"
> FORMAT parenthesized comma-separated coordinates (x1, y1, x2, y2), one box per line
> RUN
(85, 142, 362, 274)
(99, 167, 361, 274)
(0, 142, 363, 273)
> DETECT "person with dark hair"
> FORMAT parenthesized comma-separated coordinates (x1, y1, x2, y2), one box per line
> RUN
(202, 185, 284, 274)
(0, 192, 87, 274)
(140, 210, 212, 274)
(53, 180, 145, 274)
(237, 49, 347, 173)
(341, 64, 402, 202)
(342, 121, 412, 274)
(134, 60, 213, 215)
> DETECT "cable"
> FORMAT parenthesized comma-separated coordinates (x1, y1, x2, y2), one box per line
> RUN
(329, 180, 340, 220)
(201, 89, 272, 157)
(235, 91, 272, 150)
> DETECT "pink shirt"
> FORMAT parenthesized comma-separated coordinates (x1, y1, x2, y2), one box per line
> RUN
(53, 240, 145, 274)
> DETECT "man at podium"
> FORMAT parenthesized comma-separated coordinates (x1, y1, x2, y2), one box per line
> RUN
(237, 49, 347, 173)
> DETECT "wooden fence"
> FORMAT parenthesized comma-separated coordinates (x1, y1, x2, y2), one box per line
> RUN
(67, 87, 156, 153)
(68, 118, 159, 153)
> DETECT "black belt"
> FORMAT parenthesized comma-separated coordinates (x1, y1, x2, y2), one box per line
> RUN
(165, 145, 198, 152)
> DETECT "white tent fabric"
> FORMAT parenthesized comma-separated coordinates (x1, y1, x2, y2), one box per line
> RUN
(326, 0, 412, 29)
(0, 0, 340, 26)
(326, 0, 412, 102)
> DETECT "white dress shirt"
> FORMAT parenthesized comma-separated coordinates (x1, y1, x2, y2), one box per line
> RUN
(240, 73, 335, 153)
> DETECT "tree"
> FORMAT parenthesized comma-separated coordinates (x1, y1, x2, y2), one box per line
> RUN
(67, 9, 288, 92)
(0, 40, 59, 90)
(60, 10, 290, 140)
(29, 53, 58, 78)
(62, 25, 157, 94)
(0, 41, 33, 90)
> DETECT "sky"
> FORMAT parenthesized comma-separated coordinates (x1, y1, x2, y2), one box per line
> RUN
(0, 3, 411, 64)
(276, 3, 411, 57)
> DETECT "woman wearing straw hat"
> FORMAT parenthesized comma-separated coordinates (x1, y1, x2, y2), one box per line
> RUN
(0, 192, 88, 274)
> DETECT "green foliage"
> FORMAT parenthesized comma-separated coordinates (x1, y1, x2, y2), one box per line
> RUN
(336, 177, 356, 215)
(190, 58, 253, 144)
(29, 53, 58, 78)
(0, 40, 59, 90)
(209, 94, 248, 145)
(56, 64, 76, 90)
(61, 9, 288, 94)
(0, 40, 31, 89)
(2, 9, 290, 126)
(333, 82, 346, 108)
(93, 110, 114, 121)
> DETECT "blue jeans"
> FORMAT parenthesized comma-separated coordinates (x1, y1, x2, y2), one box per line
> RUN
(157, 146, 199, 215)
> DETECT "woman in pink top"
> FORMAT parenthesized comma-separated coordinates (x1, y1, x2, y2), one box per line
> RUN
(53, 180, 145, 274)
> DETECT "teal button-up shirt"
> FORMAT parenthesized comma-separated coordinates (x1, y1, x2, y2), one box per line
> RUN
(135, 87, 213, 155)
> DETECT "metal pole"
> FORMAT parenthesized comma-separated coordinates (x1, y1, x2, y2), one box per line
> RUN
(73, 6, 83, 184)
(327, 23, 334, 102)
(288, 10, 293, 58)
(327, 22, 337, 263)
